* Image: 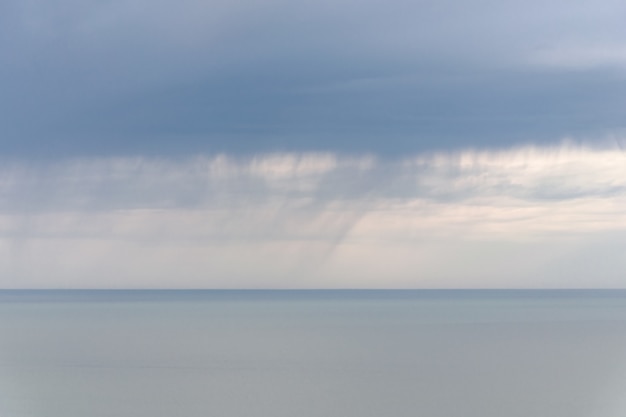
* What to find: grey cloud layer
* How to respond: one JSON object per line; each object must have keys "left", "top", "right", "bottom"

{"left": 2, "top": 143, "right": 625, "bottom": 213}
{"left": 2, "top": 0, "right": 626, "bottom": 155}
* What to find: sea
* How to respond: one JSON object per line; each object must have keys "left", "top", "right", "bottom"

{"left": 1, "top": 290, "right": 626, "bottom": 417}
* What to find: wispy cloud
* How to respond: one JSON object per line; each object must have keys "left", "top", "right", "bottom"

{"left": 1, "top": 142, "right": 626, "bottom": 288}
{"left": 528, "top": 44, "right": 626, "bottom": 71}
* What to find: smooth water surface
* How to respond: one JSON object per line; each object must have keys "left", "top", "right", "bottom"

{"left": 1, "top": 290, "right": 626, "bottom": 417}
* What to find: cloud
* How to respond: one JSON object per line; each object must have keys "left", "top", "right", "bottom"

{"left": 2, "top": 0, "right": 626, "bottom": 155}
{"left": 1, "top": 142, "right": 626, "bottom": 288}
{"left": 528, "top": 45, "right": 626, "bottom": 71}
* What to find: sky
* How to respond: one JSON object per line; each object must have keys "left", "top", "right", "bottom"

{"left": 1, "top": 0, "right": 626, "bottom": 288}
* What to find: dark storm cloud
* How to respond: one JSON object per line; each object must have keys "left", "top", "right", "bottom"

{"left": 2, "top": 0, "right": 626, "bottom": 156}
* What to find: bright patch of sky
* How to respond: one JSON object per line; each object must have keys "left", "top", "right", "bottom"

{"left": 1, "top": 142, "right": 626, "bottom": 288}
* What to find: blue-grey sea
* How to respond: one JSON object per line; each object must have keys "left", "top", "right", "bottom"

{"left": 2, "top": 290, "right": 626, "bottom": 417}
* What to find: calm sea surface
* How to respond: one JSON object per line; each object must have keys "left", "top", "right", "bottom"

{"left": 1, "top": 290, "right": 626, "bottom": 417}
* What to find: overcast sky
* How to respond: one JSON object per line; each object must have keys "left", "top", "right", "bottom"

{"left": 1, "top": 0, "right": 626, "bottom": 288}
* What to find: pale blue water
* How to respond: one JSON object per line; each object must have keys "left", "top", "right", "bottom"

{"left": 2, "top": 290, "right": 626, "bottom": 417}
